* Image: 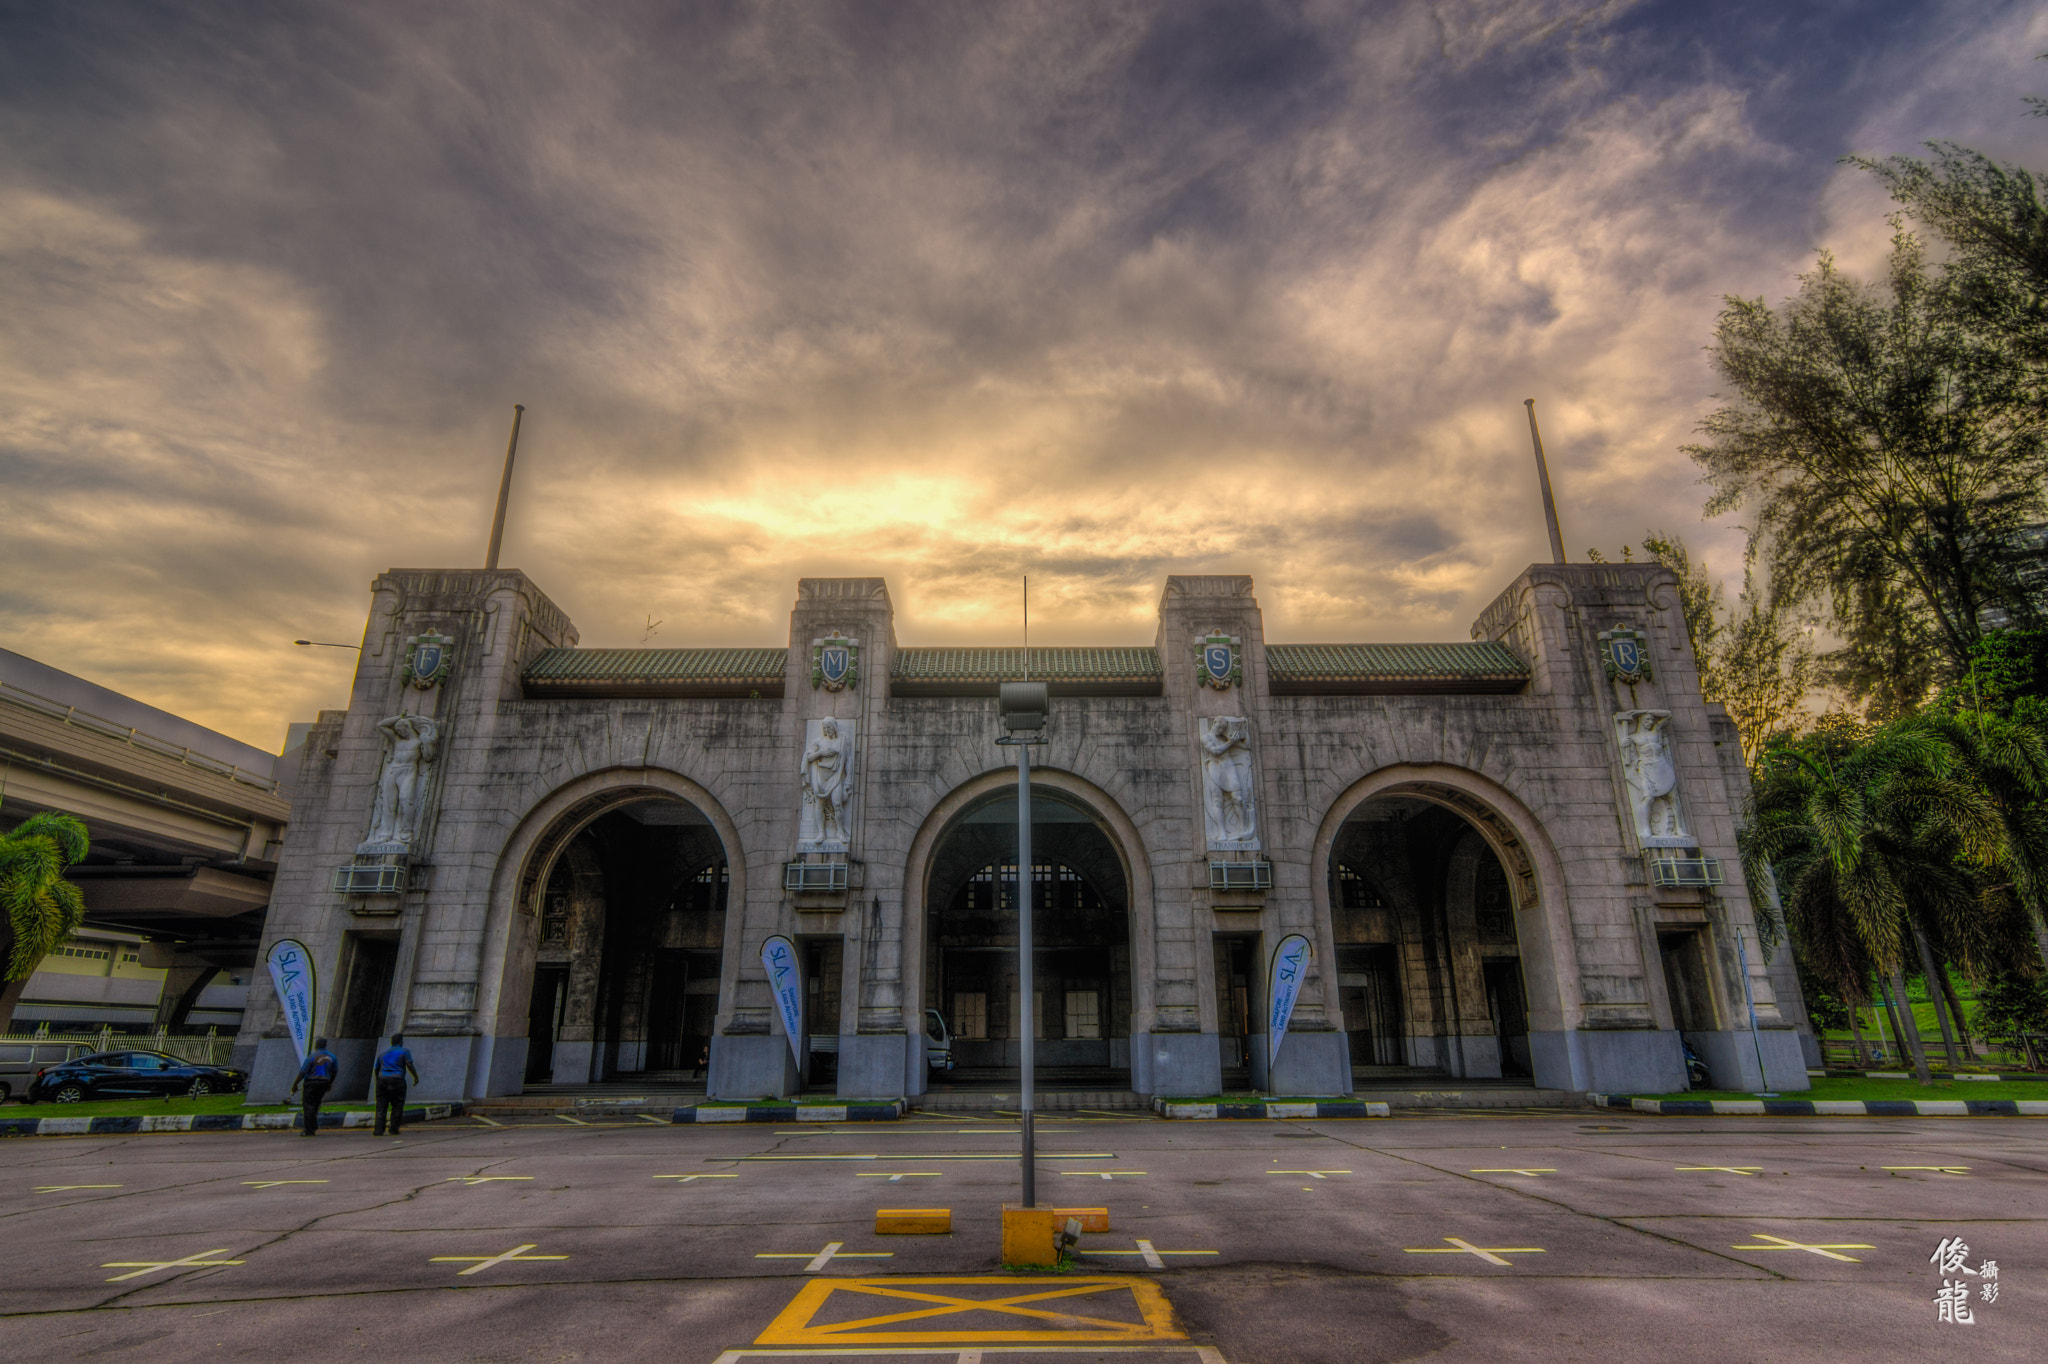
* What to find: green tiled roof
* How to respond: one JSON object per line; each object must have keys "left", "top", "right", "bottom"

{"left": 522, "top": 647, "right": 787, "bottom": 697}
{"left": 1266, "top": 641, "right": 1527, "bottom": 694}
{"left": 892, "top": 647, "right": 1162, "bottom": 696}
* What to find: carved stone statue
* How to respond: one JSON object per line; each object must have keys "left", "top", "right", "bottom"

{"left": 1616, "top": 709, "right": 1688, "bottom": 845}
{"left": 360, "top": 712, "right": 441, "bottom": 852}
{"left": 799, "top": 716, "right": 855, "bottom": 851}
{"left": 1199, "top": 716, "right": 1258, "bottom": 849}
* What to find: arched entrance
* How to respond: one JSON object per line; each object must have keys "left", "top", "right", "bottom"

{"left": 528, "top": 797, "right": 729, "bottom": 1084}
{"left": 1315, "top": 770, "right": 1573, "bottom": 1092}
{"left": 921, "top": 786, "right": 1133, "bottom": 1091}
{"left": 475, "top": 771, "right": 745, "bottom": 1095}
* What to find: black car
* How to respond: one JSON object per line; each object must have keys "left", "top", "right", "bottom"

{"left": 27, "top": 1050, "right": 248, "bottom": 1103}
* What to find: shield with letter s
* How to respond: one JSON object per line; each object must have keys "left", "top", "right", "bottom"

{"left": 1204, "top": 642, "right": 1232, "bottom": 683}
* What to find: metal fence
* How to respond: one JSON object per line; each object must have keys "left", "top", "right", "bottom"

{"left": 2, "top": 1025, "right": 239, "bottom": 1066}
{"left": 1817, "top": 1035, "right": 2045, "bottom": 1072}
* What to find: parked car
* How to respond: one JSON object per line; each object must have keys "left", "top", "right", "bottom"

{"left": 925, "top": 1007, "right": 955, "bottom": 1076}
{"left": 0, "top": 1041, "right": 95, "bottom": 1102}
{"left": 26, "top": 1050, "right": 248, "bottom": 1103}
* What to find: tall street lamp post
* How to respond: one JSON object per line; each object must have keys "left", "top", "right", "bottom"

{"left": 997, "top": 680, "right": 1048, "bottom": 1207}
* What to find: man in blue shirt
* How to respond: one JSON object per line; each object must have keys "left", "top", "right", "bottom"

{"left": 289, "top": 1037, "right": 339, "bottom": 1138}
{"left": 373, "top": 1033, "right": 421, "bottom": 1136}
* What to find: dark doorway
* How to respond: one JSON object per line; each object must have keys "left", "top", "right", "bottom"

{"left": 805, "top": 937, "right": 843, "bottom": 1085}
{"left": 338, "top": 935, "right": 397, "bottom": 1039}
{"left": 1483, "top": 958, "right": 1530, "bottom": 1076}
{"left": 526, "top": 965, "right": 566, "bottom": 1082}
{"left": 1214, "top": 935, "right": 1258, "bottom": 1089}
{"left": 1660, "top": 931, "right": 1716, "bottom": 1032}
{"left": 1338, "top": 944, "right": 1404, "bottom": 1066}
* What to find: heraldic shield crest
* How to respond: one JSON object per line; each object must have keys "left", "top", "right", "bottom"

{"left": 1598, "top": 627, "right": 1652, "bottom": 685}
{"left": 811, "top": 631, "right": 860, "bottom": 692}
{"left": 1198, "top": 631, "right": 1241, "bottom": 690}
{"left": 404, "top": 633, "right": 454, "bottom": 689}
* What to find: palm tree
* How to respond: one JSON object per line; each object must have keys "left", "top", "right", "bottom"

{"left": 0, "top": 812, "right": 90, "bottom": 1032}
{"left": 1905, "top": 710, "right": 2048, "bottom": 974}
{"left": 1743, "top": 726, "right": 1995, "bottom": 1084}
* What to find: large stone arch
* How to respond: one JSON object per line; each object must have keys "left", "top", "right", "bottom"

{"left": 1310, "top": 764, "right": 1581, "bottom": 1090}
{"left": 899, "top": 764, "right": 1158, "bottom": 1091}
{"left": 470, "top": 765, "right": 749, "bottom": 1097}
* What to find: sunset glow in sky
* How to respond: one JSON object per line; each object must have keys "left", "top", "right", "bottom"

{"left": 2, "top": 2, "right": 2042, "bottom": 749}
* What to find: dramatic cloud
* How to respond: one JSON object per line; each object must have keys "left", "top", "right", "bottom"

{"left": 1, "top": 1, "right": 2041, "bottom": 747}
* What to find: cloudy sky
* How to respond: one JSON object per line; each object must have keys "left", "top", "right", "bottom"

{"left": 2, "top": 1, "right": 2042, "bottom": 751}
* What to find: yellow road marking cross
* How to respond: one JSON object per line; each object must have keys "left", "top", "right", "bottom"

{"left": 655, "top": 1174, "right": 739, "bottom": 1183}
{"left": 1471, "top": 1169, "right": 1556, "bottom": 1177}
{"left": 36, "top": 1184, "right": 121, "bottom": 1192}
{"left": 1883, "top": 1166, "right": 1969, "bottom": 1175}
{"left": 1084, "top": 1240, "right": 1220, "bottom": 1270}
{"left": 102, "top": 1248, "right": 245, "bottom": 1282}
{"left": 756, "top": 1275, "right": 1183, "bottom": 1345}
{"left": 242, "top": 1180, "right": 330, "bottom": 1189}
{"left": 1675, "top": 1166, "right": 1762, "bottom": 1176}
{"left": 1404, "top": 1238, "right": 1545, "bottom": 1266}
{"left": 757, "top": 1241, "right": 894, "bottom": 1272}
{"left": 1730, "top": 1233, "right": 1875, "bottom": 1262}
{"left": 430, "top": 1243, "right": 570, "bottom": 1276}
{"left": 1266, "top": 1170, "right": 1350, "bottom": 1179}
{"left": 447, "top": 1176, "right": 535, "bottom": 1184}
{"left": 1061, "top": 1171, "right": 1146, "bottom": 1180}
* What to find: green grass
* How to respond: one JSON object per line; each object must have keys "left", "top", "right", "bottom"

{"left": 1621, "top": 1075, "right": 2029, "bottom": 1104}
{"left": 1, "top": 1094, "right": 386, "bottom": 1119}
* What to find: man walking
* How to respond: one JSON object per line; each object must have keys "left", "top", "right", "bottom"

{"left": 289, "top": 1037, "right": 339, "bottom": 1138}
{"left": 373, "top": 1033, "right": 421, "bottom": 1137}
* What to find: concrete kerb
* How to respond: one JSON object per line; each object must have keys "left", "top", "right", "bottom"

{"left": 673, "top": 1100, "right": 906, "bottom": 1123}
{"left": 1154, "top": 1098, "right": 1390, "bottom": 1119}
{"left": 0, "top": 1102, "right": 464, "bottom": 1138}
{"left": 1589, "top": 1093, "right": 2048, "bottom": 1116}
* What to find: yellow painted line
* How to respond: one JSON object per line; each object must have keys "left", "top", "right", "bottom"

{"left": 471, "top": 1115, "right": 504, "bottom": 1127}
{"left": 1060, "top": 1171, "right": 1146, "bottom": 1180}
{"left": 103, "top": 1249, "right": 244, "bottom": 1282}
{"left": 36, "top": 1184, "right": 121, "bottom": 1192}
{"left": 1266, "top": 1170, "right": 1350, "bottom": 1179}
{"left": 555, "top": 1115, "right": 589, "bottom": 1125}
{"left": 755, "top": 1275, "right": 1183, "bottom": 1345}
{"left": 756, "top": 1242, "right": 893, "bottom": 1271}
{"left": 446, "top": 1176, "right": 535, "bottom": 1185}
{"left": 1084, "top": 1240, "right": 1217, "bottom": 1270}
{"left": 430, "top": 1243, "right": 569, "bottom": 1276}
{"left": 655, "top": 1174, "right": 738, "bottom": 1183}
{"left": 1730, "top": 1233, "right": 1874, "bottom": 1262}
{"left": 1404, "top": 1238, "right": 1545, "bottom": 1266}
{"left": 638, "top": 1114, "right": 667, "bottom": 1124}
{"left": 1675, "top": 1166, "right": 1762, "bottom": 1176}
{"left": 860, "top": 1172, "right": 943, "bottom": 1182}
{"left": 1470, "top": 1169, "right": 1556, "bottom": 1177}
{"left": 242, "top": 1180, "right": 330, "bottom": 1189}
{"left": 1883, "top": 1166, "right": 1969, "bottom": 1175}
{"left": 737, "top": 1146, "right": 1122, "bottom": 1155}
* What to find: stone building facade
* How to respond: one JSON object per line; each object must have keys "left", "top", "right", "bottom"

{"left": 240, "top": 562, "right": 1815, "bottom": 1103}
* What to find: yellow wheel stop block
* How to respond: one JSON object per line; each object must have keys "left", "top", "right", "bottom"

{"left": 875, "top": 1207, "right": 952, "bottom": 1234}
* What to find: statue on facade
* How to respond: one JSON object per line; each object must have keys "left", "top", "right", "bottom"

{"left": 1199, "top": 716, "right": 1258, "bottom": 848}
{"left": 799, "top": 716, "right": 855, "bottom": 850}
{"left": 1616, "top": 709, "right": 1686, "bottom": 843}
{"left": 360, "top": 712, "right": 441, "bottom": 852}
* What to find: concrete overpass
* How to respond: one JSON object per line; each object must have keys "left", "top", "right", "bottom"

{"left": 0, "top": 648, "right": 293, "bottom": 1030}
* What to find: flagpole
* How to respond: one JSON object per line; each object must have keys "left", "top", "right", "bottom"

{"left": 485, "top": 404, "right": 526, "bottom": 570}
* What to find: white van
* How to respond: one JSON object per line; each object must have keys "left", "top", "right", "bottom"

{"left": 0, "top": 1041, "right": 96, "bottom": 1102}
{"left": 924, "top": 1008, "right": 955, "bottom": 1074}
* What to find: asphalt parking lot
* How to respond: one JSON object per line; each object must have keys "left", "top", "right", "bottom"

{"left": 1, "top": 1109, "right": 2041, "bottom": 1362}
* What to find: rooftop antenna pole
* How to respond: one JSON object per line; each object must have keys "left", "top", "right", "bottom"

{"left": 1017, "top": 572, "right": 1035, "bottom": 1204}
{"left": 1523, "top": 398, "right": 1567, "bottom": 565}
{"left": 484, "top": 404, "right": 526, "bottom": 570}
